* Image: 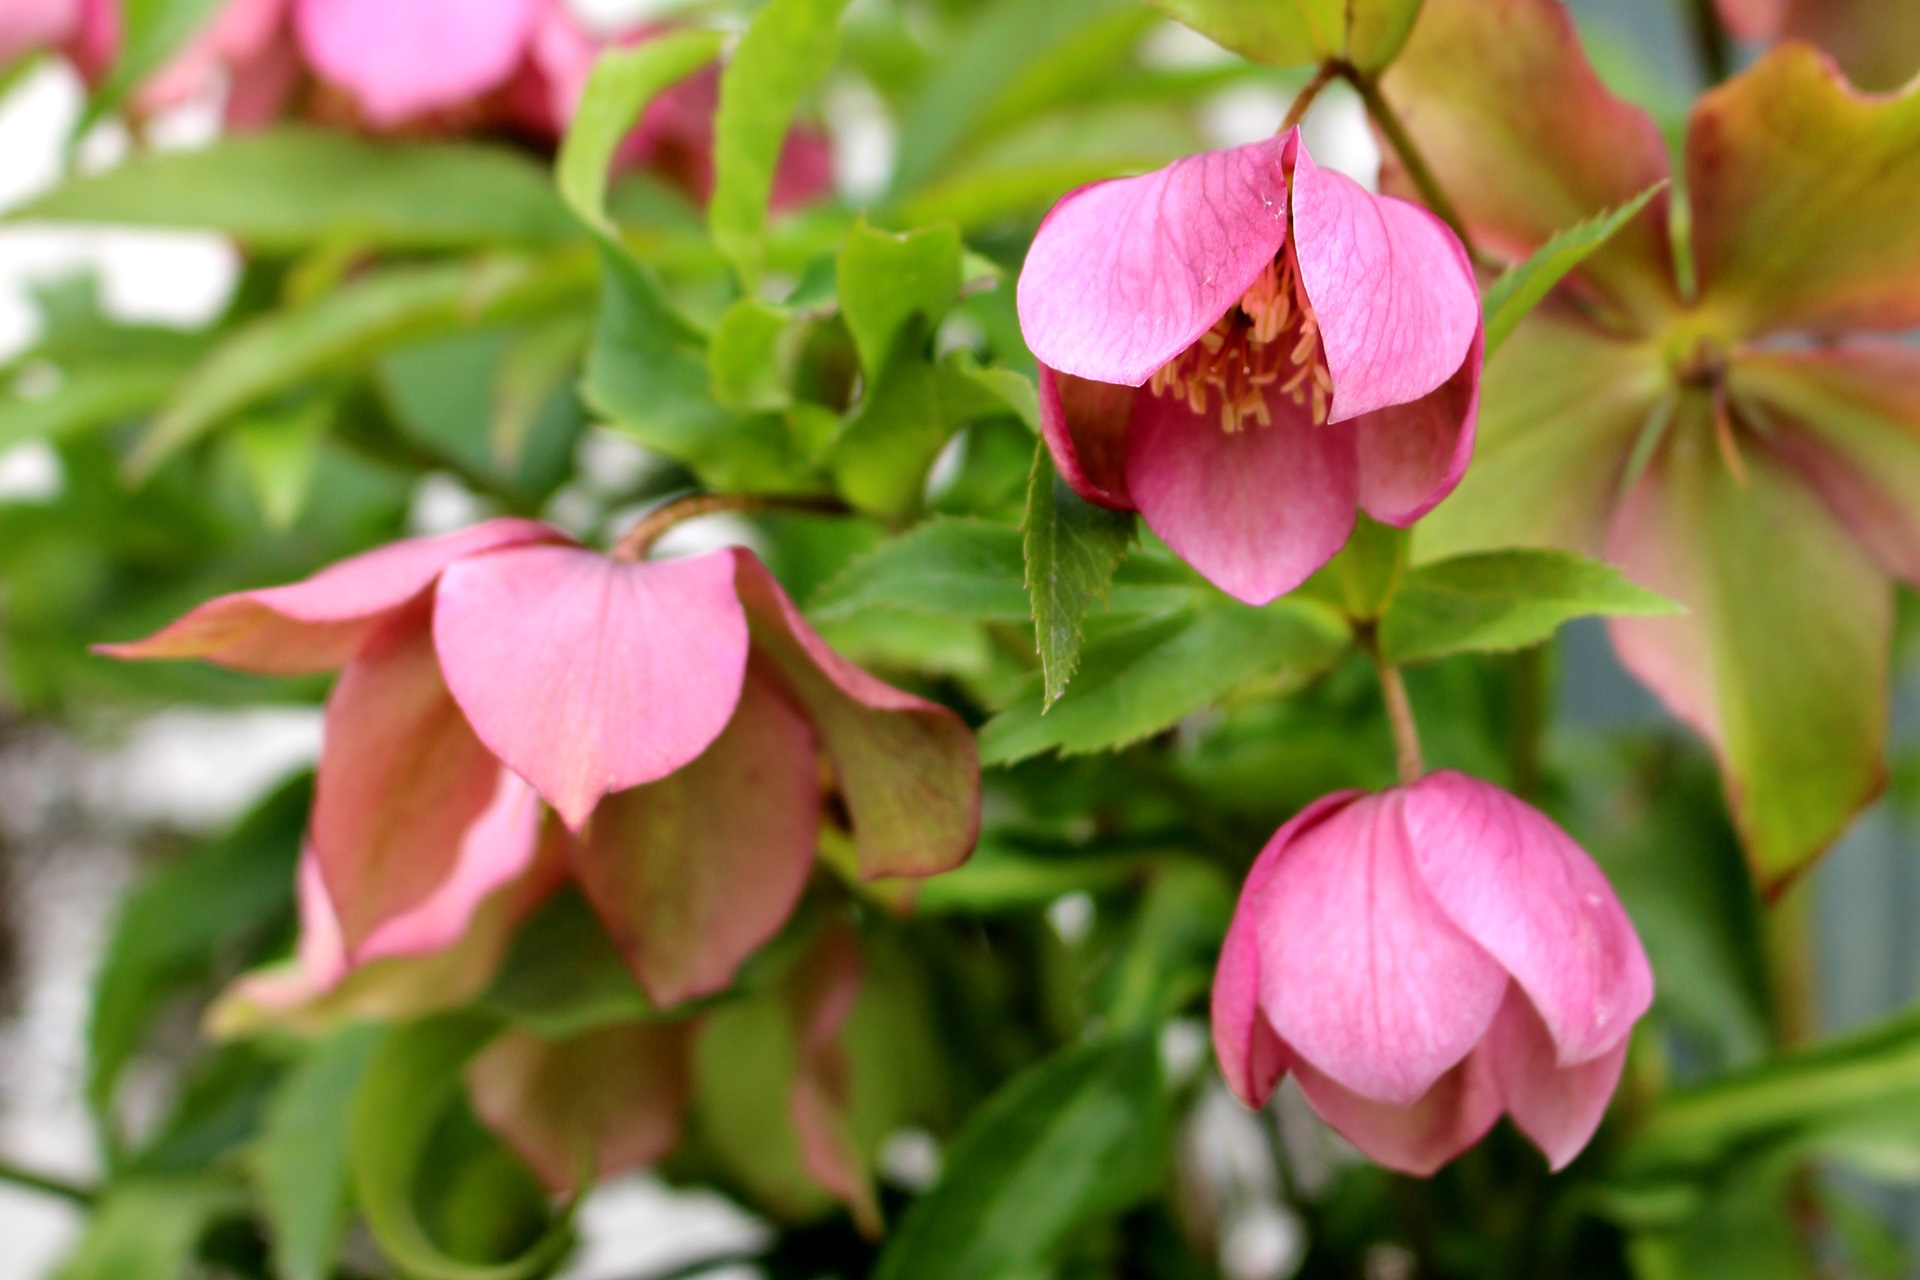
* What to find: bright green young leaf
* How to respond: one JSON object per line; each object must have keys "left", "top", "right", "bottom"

{"left": 1024, "top": 445, "right": 1136, "bottom": 708}
{"left": 709, "top": 0, "right": 852, "bottom": 288}
{"left": 1148, "top": 0, "right": 1422, "bottom": 73}
{"left": 87, "top": 0, "right": 222, "bottom": 122}
{"left": 232, "top": 403, "right": 329, "bottom": 530}
{"left": 831, "top": 342, "right": 1003, "bottom": 516}
{"left": 351, "top": 1015, "right": 574, "bottom": 1280}
{"left": 709, "top": 298, "right": 795, "bottom": 412}
{"left": 982, "top": 598, "right": 1351, "bottom": 764}
{"left": 19, "top": 130, "right": 579, "bottom": 250}
{"left": 838, "top": 218, "right": 963, "bottom": 376}
{"left": 55, "top": 1178, "right": 246, "bottom": 1280}
{"left": 871, "top": 1035, "right": 1169, "bottom": 1280}
{"left": 1481, "top": 182, "right": 1669, "bottom": 357}
{"left": 254, "top": 1027, "right": 382, "bottom": 1280}
{"left": 555, "top": 30, "right": 728, "bottom": 231}
{"left": 1378, "top": 548, "right": 1677, "bottom": 665}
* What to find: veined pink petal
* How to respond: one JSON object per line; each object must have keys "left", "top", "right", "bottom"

{"left": 1401, "top": 772, "right": 1652, "bottom": 1067}
{"left": 1017, "top": 137, "right": 1292, "bottom": 387}
{"left": 1255, "top": 792, "right": 1508, "bottom": 1105}
{"left": 1212, "top": 792, "right": 1361, "bottom": 1109}
{"left": 1291, "top": 141, "right": 1481, "bottom": 426}
{"left": 1038, "top": 366, "right": 1136, "bottom": 510}
{"left": 97, "top": 518, "right": 561, "bottom": 675}
{"left": 1291, "top": 1046, "right": 1502, "bottom": 1177}
{"left": 733, "top": 551, "right": 980, "bottom": 879}
{"left": 1355, "top": 325, "right": 1483, "bottom": 527}
{"left": 466, "top": 1020, "right": 694, "bottom": 1194}
{"left": 294, "top": 0, "right": 541, "bottom": 125}
{"left": 1484, "top": 986, "right": 1630, "bottom": 1171}
{"left": 1125, "top": 383, "right": 1358, "bottom": 606}
{"left": 0, "top": 0, "right": 78, "bottom": 64}
{"left": 310, "top": 606, "right": 508, "bottom": 952}
{"left": 570, "top": 668, "right": 820, "bottom": 1006}
{"left": 788, "top": 924, "right": 880, "bottom": 1236}
{"left": 434, "top": 545, "right": 750, "bottom": 831}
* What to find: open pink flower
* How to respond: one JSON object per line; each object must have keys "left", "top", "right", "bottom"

{"left": 1016, "top": 128, "right": 1483, "bottom": 606}
{"left": 1212, "top": 773, "right": 1652, "bottom": 1175}
{"left": 103, "top": 517, "right": 979, "bottom": 1008}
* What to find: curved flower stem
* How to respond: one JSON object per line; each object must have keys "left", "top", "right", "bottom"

{"left": 0, "top": 1157, "right": 96, "bottom": 1207}
{"left": 1377, "top": 659, "right": 1426, "bottom": 785}
{"left": 1340, "top": 66, "right": 1479, "bottom": 261}
{"left": 611, "top": 492, "right": 852, "bottom": 562}
{"left": 1281, "top": 63, "right": 1339, "bottom": 133}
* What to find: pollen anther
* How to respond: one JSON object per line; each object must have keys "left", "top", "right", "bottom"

{"left": 1147, "top": 252, "right": 1331, "bottom": 433}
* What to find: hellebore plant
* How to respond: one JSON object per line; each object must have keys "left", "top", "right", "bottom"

{"left": 103, "top": 514, "right": 980, "bottom": 1008}
{"left": 1387, "top": 0, "right": 1920, "bottom": 889}
{"left": 1016, "top": 126, "right": 1483, "bottom": 606}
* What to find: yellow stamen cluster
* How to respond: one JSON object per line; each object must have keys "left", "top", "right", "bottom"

{"left": 1147, "top": 255, "right": 1333, "bottom": 433}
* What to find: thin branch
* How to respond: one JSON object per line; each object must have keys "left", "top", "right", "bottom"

{"left": 0, "top": 1157, "right": 96, "bottom": 1207}
{"left": 1342, "top": 66, "right": 1478, "bottom": 260}
{"left": 611, "top": 492, "right": 852, "bottom": 561}
{"left": 1281, "top": 63, "right": 1339, "bottom": 133}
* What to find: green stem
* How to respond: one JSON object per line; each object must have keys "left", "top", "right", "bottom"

{"left": 611, "top": 492, "right": 852, "bottom": 561}
{"left": 1341, "top": 66, "right": 1478, "bottom": 260}
{"left": 1359, "top": 626, "right": 1425, "bottom": 785}
{"left": 0, "top": 1158, "right": 96, "bottom": 1206}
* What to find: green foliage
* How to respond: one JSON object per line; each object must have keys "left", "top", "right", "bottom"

{"left": 838, "top": 219, "right": 964, "bottom": 376}
{"left": 253, "top": 1028, "right": 381, "bottom": 1280}
{"left": 1481, "top": 182, "right": 1668, "bottom": 356}
{"left": 1149, "top": 0, "right": 1423, "bottom": 73}
{"left": 55, "top": 1178, "right": 246, "bottom": 1280}
{"left": 1023, "top": 445, "right": 1137, "bottom": 707}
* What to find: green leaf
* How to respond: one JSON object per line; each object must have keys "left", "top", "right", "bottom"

{"left": 482, "top": 891, "right": 651, "bottom": 1040}
{"left": 1378, "top": 548, "right": 1676, "bottom": 665}
{"left": 232, "top": 402, "right": 329, "bottom": 529}
{"left": 708, "top": 298, "right": 795, "bottom": 412}
{"left": 838, "top": 218, "right": 963, "bottom": 376}
{"left": 19, "top": 129, "right": 578, "bottom": 251}
{"left": 87, "top": 776, "right": 307, "bottom": 1127}
{"left": 55, "top": 1178, "right": 246, "bottom": 1280}
{"left": 1023, "top": 444, "right": 1136, "bottom": 707}
{"left": 1106, "top": 861, "right": 1234, "bottom": 1031}
{"left": 1147, "top": 0, "right": 1423, "bottom": 73}
{"left": 982, "top": 598, "right": 1351, "bottom": 764}
{"left": 351, "top": 1015, "right": 574, "bottom": 1280}
{"left": 555, "top": 30, "right": 728, "bottom": 232}
{"left": 709, "top": 0, "right": 852, "bottom": 289}
{"left": 1301, "top": 512, "right": 1408, "bottom": 622}
{"left": 0, "top": 361, "right": 185, "bottom": 449}
{"left": 254, "top": 1028, "right": 382, "bottom": 1280}
{"left": 132, "top": 253, "right": 592, "bottom": 478}
{"left": 88, "top": 0, "right": 222, "bottom": 122}
{"left": 830, "top": 344, "right": 1003, "bottom": 516}
{"left": 871, "top": 1035, "right": 1170, "bottom": 1280}
{"left": 1481, "top": 181, "right": 1668, "bottom": 356}
{"left": 912, "top": 840, "right": 1150, "bottom": 915}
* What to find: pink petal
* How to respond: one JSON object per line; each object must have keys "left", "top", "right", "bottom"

{"left": 97, "top": 518, "right": 561, "bottom": 675}
{"left": 1291, "top": 1045, "right": 1502, "bottom": 1177}
{"left": 1125, "top": 382, "right": 1358, "bottom": 606}
{"left": 771, "top": 123, "right": 836, "bottom": 212}
{"left": 733, "top": 551, "right": 979, "bottom": 879}
{"left": 1290, "top": 141, "right": 1482, "bottom": 426}
{"left": 309, "top": 607, "right": 508, "bottom": 952}
{"left": 1038, "top": 365, "right": 1136, "bottom": 510}
{"left": 1716, "top": 0, "right": 1788, "bottom": 39}
{"left": 223, "top": 28, "right": 301, "bottom": 129}
{"left": 1213, "top": 793, "right": 1362, "bottom": 1109}
{"left": 1355, "top": 325, "right": 1483, "bottom": 527}
{"left": 569, "top": 668, "right": 820, "bottom": 1006}
{"left": 1485, "top": 985, "right": 1630, "bottom": 1171}
{"left": 466, "top": 1020, "right": 694, "bottom": 1193}
{"left": 1016, "top": 137, "right": 1292, "bottom": 387}
{"left": 788, "top": 924, "right": 880, "bottom": 1235}
{"left": 294, "top": 0, "right": 541, "bottom": 125}
{"left": 0, "top": 0, "right": 78, "bottom": 64}
{"left": 1401, "top": 772, "right": 1652, "bottom": 1067}
{"left": 433, "top": 545, "right": 750, "bottom": 831}
{"left": 1255, "top": 792, "right": 1508, "bottom": 1106}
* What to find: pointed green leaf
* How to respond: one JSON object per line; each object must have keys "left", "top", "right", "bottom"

{"left": 837, "top": 218, "right": 963, "bottom": 376}
{"left": 1023, "top": 444, "right": 1136, "bottom": 707}
{"left": 1481, "top": 181, "right": 1668, "bottom": 357}
{"left": 814, "top": 519, "right": 1031, "bottom": 622}
{"left": 831, "top": 344, "right": 1002, "bottom": 516}
{"left": 254, "top": 1028, "right": 382, "bottom": 1280}
{"left": 708, "top": 298, "right": 796, "bottom": 412}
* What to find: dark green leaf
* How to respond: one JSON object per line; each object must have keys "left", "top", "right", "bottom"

{"left": 55, "top": 1177, "right": 246, "bottom": 1280}
{"left": 20, "top": 130, "right": 578, "bottom": 250}
{"left": 1379, "top": 548, "right": 1676, "bottom": 665}
{"left": 872, "top": 1035, "right": 1169, "bottom": 1280}
{"left": 838, "top": 218, "right": 963, "bottom": 376}
{"left": 1024, "top": 444, "right": 1136, "bottom": 707}
{"left": 1482, "top": 182, "right": 1668, "bottom": 357}
{"left": 254, "top": 1028, "right": 382, "bottom": 1280}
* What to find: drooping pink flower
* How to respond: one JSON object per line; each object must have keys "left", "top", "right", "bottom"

{"left": 103, "top": 517, "right": 979, "bottom": 1009}
{"left": 1212, "top": 773, "right": 1652, "bottom": 1175}
{"left": 293, "top": 0, "right": 542, "bottom": 127}
{"left": 1016, "top": 128, "right": 1483, "bottom": 606}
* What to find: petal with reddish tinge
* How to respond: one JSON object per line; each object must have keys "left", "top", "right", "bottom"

{"left": 434, "top": 545, "right": 750, "bottom": 831}
{"left": 466, "top": 1021, "right": 694, "bottom": 1194}
{"left": 98, "top": 518, "right": 561, "bottom": 675}
{"left": 1037, "top": 365, "right": 1136, "bottom": 509}
{"left": 1291, "top": 144, "right": 1480, "bottom": 425}
{"left": 0, "top": 0, "right": 77, "bottom": 63}
{"left": 1212, "top": 792, "right": 1360, "bottom": 1109}
{"left": 1291, "top": 1046, "right": 1502, "bottom": 1177}
{"left": 1256, "top": 792, "right": 1508, "bottom": 1106}
{"left": 570, "top": 668, "right": 820, "bottom": 1007}
{"left": 1126, "top": 383, "right": 1358, "bottom": 607}
{"left": 1715, "top": 0, "right": 1788, "bottom": 39}
{"left": 1355, "top": 326, "right": 1482, "bottom": 527}
{"left": 1401, "top": 772, "right": 1652, "bottom": 1067}
{"left": 1781, "top": 0, "right": 1920, "bottom": 93}
{"left": 295, "top": 0, "right": 540, "bottom": 125}
{"left": 1485, "top": 986, "right": 1630, "bottom": 1171}
{"left": 734, "top": 552, "right": 980, "bottom": 879}
{"left": 1017, "top": 137, "right": 1291, "bottom": 387}
{"left": 788, "top": 924, "right": 880, "bottom": 1236}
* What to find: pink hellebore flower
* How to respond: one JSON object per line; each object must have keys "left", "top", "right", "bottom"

{"left": 103, "top": 518, "right": 979, "bottom": 1009}
{"left": 1212, "top": 773, "right": 1652, "bottom": 1175}
{"left": 1016, "top": 127, "right": 1483, "bottom": 606}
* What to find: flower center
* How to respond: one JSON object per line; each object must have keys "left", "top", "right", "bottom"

{"left": 1147, "top": 251, "right": 1333, "bottom": 433}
